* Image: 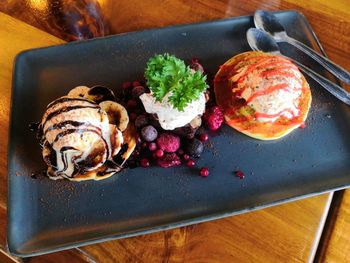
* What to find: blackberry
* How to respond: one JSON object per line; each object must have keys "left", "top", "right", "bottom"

{"left": 185, "top": 138, "right": 203, "bottom": 157}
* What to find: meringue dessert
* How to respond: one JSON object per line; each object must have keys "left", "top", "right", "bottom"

{"left": 214, "top": 51, "right": 312, "bottom": 140}
{"left": 38, "top": 86, "right": 137, "bottom": 181}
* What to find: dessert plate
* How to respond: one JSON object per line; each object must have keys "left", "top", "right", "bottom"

{"left": 8, "top": 10, "right": 350, "bottom": 256}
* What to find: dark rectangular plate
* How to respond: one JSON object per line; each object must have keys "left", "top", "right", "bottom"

{"left": 8, "top": 10, "right": 350, "bottom": 257}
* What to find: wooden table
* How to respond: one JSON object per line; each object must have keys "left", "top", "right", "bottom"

{"left": 0, "top": 1, "right": 349, "bottom": 262}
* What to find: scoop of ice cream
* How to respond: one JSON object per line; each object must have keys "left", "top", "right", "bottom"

{"left": 233, "top": 58, "right": 303, "bottom": 122}
{"left": 140, "top": 92, "right": 206, "bottom": 130}
{"left": 39, "top": 86, "right": 136, "bottom": 181}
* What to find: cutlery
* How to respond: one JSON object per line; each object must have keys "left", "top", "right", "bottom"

{"left": 246, "top": 28, "right": 350, "bottom": 106}
{"left": 254, "top": 10, "right": 350, "bottom": 85}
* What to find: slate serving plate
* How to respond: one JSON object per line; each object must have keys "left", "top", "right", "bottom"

{"left": 8, "top": 10, "right": 350, "bottom": 256}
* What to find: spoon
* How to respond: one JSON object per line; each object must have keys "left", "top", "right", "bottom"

{"left": 254, "top": 10, "right": 350, "bottom": 85}
{"left": 246, "top": 28, "right": 350, "bottom": 106}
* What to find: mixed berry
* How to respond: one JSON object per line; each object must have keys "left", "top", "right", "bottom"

{"left": 122, "top": 59, "right": 225, "bottom": 177}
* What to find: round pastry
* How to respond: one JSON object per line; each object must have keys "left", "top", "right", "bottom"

{"left": 39, "top": 86, "right": 137, "bottom": 181}
{"left": 214, "top": 51, "right": 312, "bottom": 140}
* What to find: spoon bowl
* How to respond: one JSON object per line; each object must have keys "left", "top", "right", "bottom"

{"left": 254, "top": 10, "right": 286, "bottom": 37}
{"left": 254, "top": 10, "right": 350, "bottom": 84}
{"left": 246, "top": 28, "right": 280, "bottom": 54}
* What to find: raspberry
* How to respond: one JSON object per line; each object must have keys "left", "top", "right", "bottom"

{"left": 203, "top": 106, "right": 224, "bottom": 131}
{"left": 156, "top": 133, "right": 180, "bottom": 153}
{"left": 157, "top": 153, "right": 181, "bottom": 168}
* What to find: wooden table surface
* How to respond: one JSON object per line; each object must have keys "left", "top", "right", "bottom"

{"left": 0, "top": 0, "right": 349, "bottom": 262}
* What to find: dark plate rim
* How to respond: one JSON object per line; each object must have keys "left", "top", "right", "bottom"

{"left": 7, "top": 10, "right": 343, "bottom": 257}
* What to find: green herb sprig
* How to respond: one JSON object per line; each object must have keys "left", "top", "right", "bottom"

{"left": 145, "top": 53, "right": 207, "bottom": 111}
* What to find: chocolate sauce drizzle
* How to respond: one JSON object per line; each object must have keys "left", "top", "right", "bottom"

{"left": 39, "top": 89, "right": 129, "bottom": 180}
{"left": 52, "top": 128, "right": 109, "bottom": 174}
{"left": 58, "top": 146, "right": 77, "bottom": 175}
{"left": 46, "top": 97, "right": 95, "bottom": 109}
{"left": 44, "top": 120, "right": 102, "bottom": 135}
{"left": 43, "top": 105, "right": 100, "bottom": 126}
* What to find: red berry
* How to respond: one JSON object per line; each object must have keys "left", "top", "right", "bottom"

{"left": 157, "top": 153, "right": 181, "bottom": 168}
{"left": 122, "top": 81, "right": 132, "bottom": 89}
{"left": 132, "top": 80, "right": 141, "bottom": 87}
{"left": 132, "top": 86, "right": 146, "bottom": 99}
{"left": 183, "top": 154, "right": 190, "bottom": 160}
{"left": 130, "top": 112, "right": 138, "bottom": 121}
{"left": 156, "top": 133, "right": 180, "bottom": 153}
{"left": 155, "top": 149, "right": 164, "bottom": 158}
{"left": 200, "top": 167, "right": 209, "bottom": 177}
{"left": 148, "top": 142, "right": 157, "bottom": 151}
{"left": 140, "top": 158, "right": 150, "bottom": 168}
{"left": 199, "top": 133, "right": 209, "bottom": 142}
{"left": 127, "top": 99, "right": 138, "bottom": 109}
{"left": 235, "top": 170, "right": 245, "bottom": 179}
{"left": 186, "top": 159, "right": 195, "bottom": 167}
{"left": 203, "top": 106, "right": 224, "bottom": 131}
{"left": 177, "top": 149, "right": 184, "bottom": 155}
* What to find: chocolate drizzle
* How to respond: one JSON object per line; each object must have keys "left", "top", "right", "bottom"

{"left": 39, "top": 86, "right": 135, "bottom": 181}
{"left": 46, "top": 97, "right": 95, "bottom": 109}
{"left": 43, "top": 105, "right": 100, "bottom": 126}
{"left": 58, "top": 146, "right": 77, "bottom": 175}
{"left": 44, "top": 120, "right": 102, "bottom": 135}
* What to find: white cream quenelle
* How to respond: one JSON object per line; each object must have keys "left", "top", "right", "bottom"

{"left": 140, "top": 92, "right": 206, "bottom": 130}
{"left": 39, "top": 86, "right": 137, "bottom": 181}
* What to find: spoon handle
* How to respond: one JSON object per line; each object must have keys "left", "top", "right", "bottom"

{"left": 290, "top": 58, "right": 350, "bottom": 106}
{"left": 281, "top": 36, "right": 350, "bottom": 85}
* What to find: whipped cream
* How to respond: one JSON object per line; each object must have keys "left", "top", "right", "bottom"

{"left": 140, "top": 92, "right": 206, "bottom": 130}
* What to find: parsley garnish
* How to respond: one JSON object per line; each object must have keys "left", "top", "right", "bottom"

{"left": 145, "top": 53, "right": 207, "bottom": 111}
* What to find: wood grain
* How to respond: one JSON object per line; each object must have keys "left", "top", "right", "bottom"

{"left": 316, "top": 191, "right": 350, "bottom": 263}
{"left": 0, "top": 0, "right": 350, "bottom": 261}
{"left": 1, "top": 0, "right": 349, "bottom": 70}
{"left": 0, "top": 12, "right": 64, "bottom": 206}
{"left": 0, "top": 12, "right": 89, "bottom": 263}
{"left": 79, "top": 194, "right": 332, "bottom": 263}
